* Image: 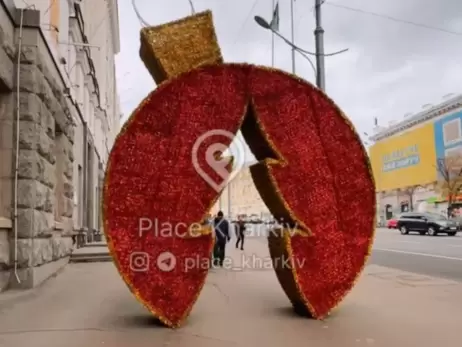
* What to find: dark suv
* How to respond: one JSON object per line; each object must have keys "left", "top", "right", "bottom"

{"left": 396, "top": 212, "right": 458, "bottom": 236}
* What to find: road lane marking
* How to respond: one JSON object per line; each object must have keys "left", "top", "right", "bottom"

{"left": 394, "top": 240, "right": 421, "bottom": 244}
{"left": 383, "top": 241, "right": 462, "bottom": 248}
{"left": 382, "top": 242, "right": 462, "bottom": 249}
{"left": 374, "top": 248, "right": 462, "bottom": 261}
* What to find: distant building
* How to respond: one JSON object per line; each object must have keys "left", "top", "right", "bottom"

{"left": 211, "top": 163, "right": 270, "bottom": 219}
{"left": 369, "top": 94, "right": 462, "bottom": 222}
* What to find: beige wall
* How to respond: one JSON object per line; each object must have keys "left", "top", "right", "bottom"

{"left": 212, "top": 166, "right": 270, "bottom": 218}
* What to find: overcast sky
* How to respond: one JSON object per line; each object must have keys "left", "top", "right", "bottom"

{"left": 115, "top": 0, "right": 462, "bottom": 151}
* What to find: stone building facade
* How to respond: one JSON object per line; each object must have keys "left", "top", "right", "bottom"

{"left": 0, "top": 0, "right": 120, "bottom": 291}
{"left": 0, "top": 2, "right": 74, "bottom": 290}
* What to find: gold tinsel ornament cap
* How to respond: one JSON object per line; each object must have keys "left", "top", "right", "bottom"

{"left": 139, "top": 10, "right": 223, "bottom": 85}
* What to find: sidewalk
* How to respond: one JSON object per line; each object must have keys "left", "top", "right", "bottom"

{"left": 0, "top": 237, "right": 461, "bottom": 347}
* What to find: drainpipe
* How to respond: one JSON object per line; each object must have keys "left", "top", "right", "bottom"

{"left": 13, "top": 7, "right": 27, "bottom": 284}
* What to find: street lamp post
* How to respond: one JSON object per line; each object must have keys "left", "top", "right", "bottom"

{"left": 314, "top": 0, "right": 326, "bottom": 91}
{"left": 254, "top": 16, "right": 317, "bottom": 76}
{"left": 254, "top": 12, "right": 348, "bottom": 92}
{"left": 290, "top": 0, "right": 296, "bottom": 73}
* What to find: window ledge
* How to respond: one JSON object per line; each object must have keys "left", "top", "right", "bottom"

{"left": 0, "top": 217, "right": 12, "bottom": 229}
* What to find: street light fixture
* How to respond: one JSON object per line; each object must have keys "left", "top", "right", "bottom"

{"left": 254, "top": 15, "right": 348, "bottom": 90}
{"left": 254, "top": 15, "right": 316, "bottom": 75}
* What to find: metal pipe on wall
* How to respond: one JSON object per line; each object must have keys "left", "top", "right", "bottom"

{"left": 13, "top": 7, "right": 27, "bottom": 284}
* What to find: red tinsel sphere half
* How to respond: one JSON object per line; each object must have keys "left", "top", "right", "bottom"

{"left": 103, "top": 63, "right": 376, "bottom": 327}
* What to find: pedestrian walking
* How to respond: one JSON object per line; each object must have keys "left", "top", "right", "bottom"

{"left": 235, "top": 214, "right": 246, "bottom": 250}
{"left": 212, "top": 211, "right": 231, "bottom": 267}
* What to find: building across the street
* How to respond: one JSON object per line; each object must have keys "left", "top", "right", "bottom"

{"left": 0, "top": 0, "right": 120, "bottom": 291}
{"left": 369, "top": 94, "right": 462, "bottom": 224}
{"left": 211, "top": 163, "right": 270, "bottom": 220}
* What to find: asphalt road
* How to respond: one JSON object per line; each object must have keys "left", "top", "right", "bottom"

{"left": 369, "top": 228, "right": 462, "bottom": 282}
{"left": 244, "top": 224, "right": 462, "bottom": 282}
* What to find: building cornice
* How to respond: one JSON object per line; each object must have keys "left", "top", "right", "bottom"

{"left": 370, "top": 94, "right": 462, "bottom": 142}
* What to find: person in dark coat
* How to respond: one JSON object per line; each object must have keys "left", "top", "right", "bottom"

{"left": 212, "top": 211, "right": 231, "bottom": 267}
{"left": 235, "top": 215, "right": 246, "bottom": 250}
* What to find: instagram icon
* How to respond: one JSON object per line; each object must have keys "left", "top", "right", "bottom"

{"left": 129, "top": 252, "right": 149, "bottom": 272}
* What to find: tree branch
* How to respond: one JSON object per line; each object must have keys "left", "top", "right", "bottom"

{"left": 436, "top": 155, "right": 462, "bottom": 204}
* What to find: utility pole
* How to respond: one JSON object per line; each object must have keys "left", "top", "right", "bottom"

{"left": 314, "top": 0, "right": 326, "bottom": 91}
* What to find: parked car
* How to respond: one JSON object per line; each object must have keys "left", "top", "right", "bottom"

{"left": 387, "top": 218, "right": 398, "bottom": 229}
{"left": 396, "top": 212, "right": 459, "bottom": 236}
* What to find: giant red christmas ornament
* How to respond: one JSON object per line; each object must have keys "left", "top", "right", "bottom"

{"left": 103, "top": 10, "right": 376, "bottom": 328}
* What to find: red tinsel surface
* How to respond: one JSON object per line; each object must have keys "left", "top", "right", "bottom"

{"left": 103, "top": 64, "right": 375, "bottom": 326}
{"left": 104, "top": 66, "right": 248, "bottom": 327}
{"left": 248, "top": 67, "right": 375, "bottom": 317}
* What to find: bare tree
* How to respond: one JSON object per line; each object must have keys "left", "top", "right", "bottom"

{"left": 401, "top": 185, "right": 421, "bottom": 212}
{"left": 436, "top": 155, "right": 462, "bottom": 216}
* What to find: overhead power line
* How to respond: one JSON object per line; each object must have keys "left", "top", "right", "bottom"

{"left": 131, "top": 0, "right": 196, "bottom": 28}
{"left": 326, "top": 2, "right": 462, "bottom": 37}
{"left": 233, "top": 0, "right": 261, "bottom": 45}
{"left": 43, "top": 0, "right": 55, "bottom": 16}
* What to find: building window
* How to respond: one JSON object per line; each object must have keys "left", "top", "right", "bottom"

{"left": 89, "top": 103, "right": 94, "bottom": 134}
{"left": 401, "top": 201, "right": 409, "bottom": 213}
{"left": 385, "top": 204, "right": 393, "bottom": 219}
{"left": 443, "top": 118, "right": 462, "bottom": 146}
{"left": 78, "top": 165, "right": 83, "bottom": 226}
{"left": 444, "top": 145, "right": 462, "bottom": 174}
{"left": 95, "top": 186, "right": 99, "bottom": 232}
{"left": 86, "top": 144, "right": 94, "bottom": 231}
{"left": 445, "top": 145, "right": 462, "bottom": 158}
{"left": 54, "top": 124, "right": 65, "bottom": 222}
{"left": 77, "top": 66, "right": 84, "bottom": 105}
